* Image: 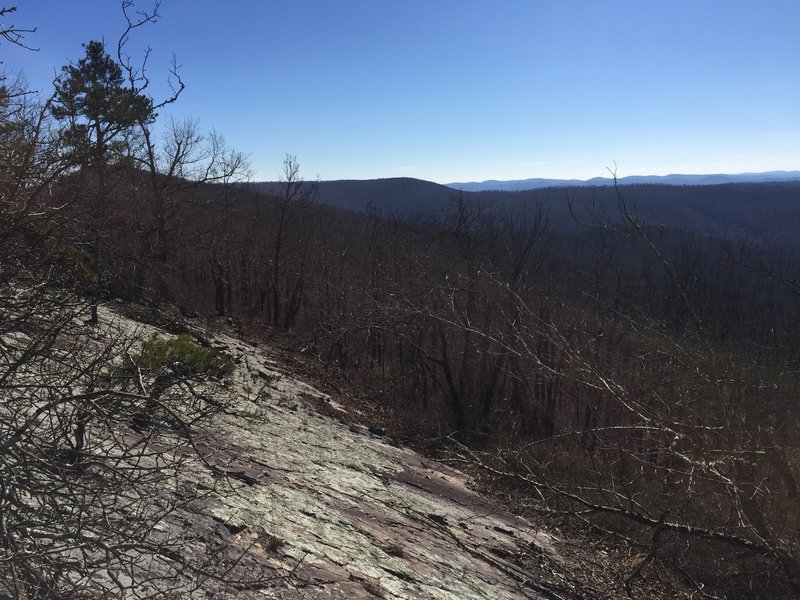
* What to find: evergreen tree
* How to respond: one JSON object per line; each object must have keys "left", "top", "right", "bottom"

{"left": 52, "top": 40, "right": 154, "bottom": 322}
{"left": 53, "top": 40, "right": 153, "bottom": 167}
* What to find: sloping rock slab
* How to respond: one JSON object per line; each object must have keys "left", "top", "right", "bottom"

{"left": 102, "top": 306, "right": 565, "bottom": 599}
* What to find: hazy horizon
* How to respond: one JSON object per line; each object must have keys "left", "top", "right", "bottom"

{"left": 248, "top": 169, "right": 800, "bottom": 185}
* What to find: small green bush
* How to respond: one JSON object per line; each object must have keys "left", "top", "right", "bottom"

{"left": 134, "top": 333, "right": 234, "bottom": 378}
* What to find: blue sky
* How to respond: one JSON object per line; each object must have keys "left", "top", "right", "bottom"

{"left": 4, "top": 1, "right": 799, "bottom": 183}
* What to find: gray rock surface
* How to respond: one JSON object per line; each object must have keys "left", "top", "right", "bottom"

{"left": 102, "top": 306, "right": 565, "bottom": 599}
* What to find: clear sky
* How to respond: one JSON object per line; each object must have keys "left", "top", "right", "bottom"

{"left": 3, "top": 1, "right": 799, "bottom": 183}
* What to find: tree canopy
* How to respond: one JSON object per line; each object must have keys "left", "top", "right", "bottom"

{"left": 52, "top": 40, "right": 153, "bottom": 168}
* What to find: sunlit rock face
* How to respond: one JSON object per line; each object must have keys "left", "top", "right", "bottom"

{"left": 90, "top": 305, "right": 560, "bottom": 599}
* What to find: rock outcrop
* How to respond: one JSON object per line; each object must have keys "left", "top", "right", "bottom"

{"left": 100, "top": 306, "right": 569, "bottom": 599}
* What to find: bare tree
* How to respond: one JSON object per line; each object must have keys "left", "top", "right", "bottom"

{"left": 262, "top": 154, "right": 319, "bottom": 327}
{"left": 0, "top": 6, "right": 36, "bottom": 52}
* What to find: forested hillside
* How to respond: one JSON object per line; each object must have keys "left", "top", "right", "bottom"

{"left": 255, "top": 177, "right": 800, "bottom": 251}
{"left": 2, "top": 3, "right": 800, "bottom": 599}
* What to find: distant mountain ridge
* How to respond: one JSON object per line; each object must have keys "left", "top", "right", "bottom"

{"left": 246, "top": 176, "right": 800, "bottom": 250}
{"left": 250, "top": 177, "right": 457, "bottom": 215}
{"left": 447, "top": 170, "right": 800, "bottom": 192}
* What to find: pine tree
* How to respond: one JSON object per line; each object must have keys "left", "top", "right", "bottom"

{"left": 52, "top": 40, "right": 154, "bottom": 322}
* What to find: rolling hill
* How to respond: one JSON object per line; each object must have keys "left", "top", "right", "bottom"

{"left": 249, "top": 177, "right": 800, "bottom": 249}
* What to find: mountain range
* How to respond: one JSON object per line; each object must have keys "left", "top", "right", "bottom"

{"left": 249, "top": 175, "right": 800, "bottom": 251}
{"left": 446, "top": 170, "right": 800, "bottom": 192}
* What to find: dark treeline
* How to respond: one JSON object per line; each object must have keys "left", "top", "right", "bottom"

{"left": 257, "top": 176, "right": 800, "bottom": 253}
{"left": 479, "top": 181, "right": 800, "bottom": 251}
